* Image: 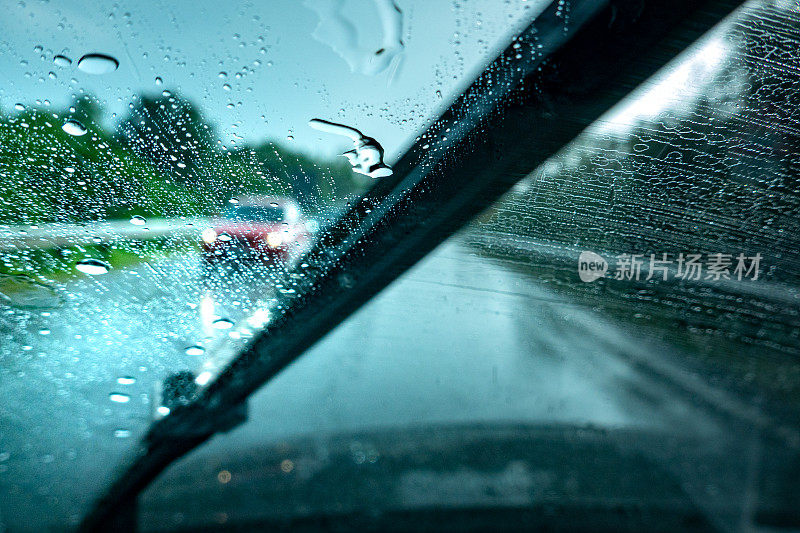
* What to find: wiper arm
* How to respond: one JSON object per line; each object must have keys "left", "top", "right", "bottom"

{"left": 81, "top": 0, "right": 744, "bottom": 530}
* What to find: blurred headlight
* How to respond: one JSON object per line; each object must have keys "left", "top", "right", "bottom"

{"left": 266, "top": 231, "right": 283, "bottom": 248}
{"left": 201, "top": 228, "right": 218, "bottom": 244}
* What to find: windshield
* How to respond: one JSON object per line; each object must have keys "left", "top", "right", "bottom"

{"left": 0, "top": 0, "right": 547, "bottom": 530}
{"left": 3, "top": 0, "right": 800, "bottom": 531}
{"left": 139, "top": 1, "right": 800, "bottom": 531}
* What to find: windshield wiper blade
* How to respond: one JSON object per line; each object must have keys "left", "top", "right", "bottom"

{"left": 81, "top": 0, "right": 744, "bottom": 530}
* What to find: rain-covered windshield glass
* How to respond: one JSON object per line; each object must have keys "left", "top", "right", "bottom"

{"left": 4, "top": 0, "right": 800, "bottom": 531}
{"left": 0, "top": 0, "right": 548, "bottom": 529}
{"left": 221, "top": 205, "right": 286, "bottom": 223}
{"left": 136, "top": 1, "right": 799, "bottom": 531}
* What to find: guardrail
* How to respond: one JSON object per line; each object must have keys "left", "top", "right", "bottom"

{"left": 466, "top": 229, "right": 800, "bottom": 306}
{"left": 0, "top": 218, "right": 211, "bottom": 252}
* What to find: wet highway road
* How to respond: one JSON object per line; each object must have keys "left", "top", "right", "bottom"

{"left": 0, "top": 238, "right": 745, "bottom": 531}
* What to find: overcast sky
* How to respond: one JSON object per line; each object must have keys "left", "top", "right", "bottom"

{"left": 0, "top": 0, "right": 544, "bottom": 162}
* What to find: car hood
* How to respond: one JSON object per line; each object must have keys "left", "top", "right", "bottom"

{"left": 139, "top": 423, "right": 716, "bottom": 532}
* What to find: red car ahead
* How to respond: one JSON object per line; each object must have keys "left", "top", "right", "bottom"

{"left": 201, "top": 196, "right": 313, "bottom": 266}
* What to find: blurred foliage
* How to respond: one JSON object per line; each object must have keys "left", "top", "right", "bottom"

{"left": 0, "top": 91, "right": 359, "bottom": 224}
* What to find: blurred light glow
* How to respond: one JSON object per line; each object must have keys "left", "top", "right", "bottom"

{"left": 201, "top": 228, "right": 218, "bottom": 244}
{"left": 195, "top": 371, "right": 213, "bottom": 386}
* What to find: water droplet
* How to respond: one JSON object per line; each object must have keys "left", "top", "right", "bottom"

{"left": 109, "top": 392, "right": 130, "bottom": 403}
{"left": 77, "top": 53, "right": 119, "bottom": 74}
{"left": 309, "top": 118, "right": 392, "bottom": 178}
{"left": 113, "top": 429, "right": 131, "bottom": 438}
{"left": 217, "top": 232, "right": 232, "bottom": 242}
{"left": 212, "top": 318, "right": 233, "bottom": 329}
{"left": 38, "top": 329, "right": 51, "bottom": 335}
{"left": 129, "top": 215, "right": 146, "bottom": 226}
{"left": 62, "top": 119, "right": 87, "bottom": 136}
{"left": 53, "top": 55, "right": 72, "bottom": 67}
{"left": 222, "top": 83, "right": 231, "bottom": 91}
{"left": 306, "top": 0, "right": 404, "bottom": 76}
{"left": 184, "top": 345, "right": 205, "bottom": 356}
{"left": 14, "top": 103, "right": 25, "bottom": 111}
{"left": 154, "top": 76, "right": 162, "bottom": 85}
{"left": 75, "top": 258, "right": 110, "bottom": 275}
{"left": 195, "top": 370, "right": 213, "bottom": 386}
{"left": 218, "top": 71, "right": 227, "bottom": 79}
{"left": 228, "top": 197, "right": 239, "bottom": 205}
{"left": 116, "top": 376, "right": 136, "bottom": 385}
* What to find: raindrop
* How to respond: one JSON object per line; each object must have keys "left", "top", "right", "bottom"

{"left": 306, "top": 0, "right": 404, "bottom": 76}
{"left": 154, "top": 76, "right": 163, "bottom": 85}
{"left": 14, "top": 103, "right": 25, "bottom": 111}
{"left": 308, "top": 118, "right": 392, "bottom": 178}
{"left": 62, "top": 119, "right": 88, "bottom": 136}
{"left": 217, "top": 232, "right": 232, "bottom": 242}
{"left": 184, "top": 345, "right": 205, "bottom": 356}
{"left": 129, "top": 215, "right": 147, "bottom": 226}
{"left": 212, "top": 318, "right": 234, "bottom": 329}
{"left": 77, "top": 53, "right": 119, "bottom": 74}
{"left": 38, "top": 329, "right": 51, "bottom": 335}
{"left": 75, "top": 258, "right": 110, "bottom": 275}
{"left": 222, "top": 83, "right": 231, "bottom": 91}
{"left": 218, "top": 71, "right": 227, "bottom": 79}
{"left": 53, "top": 54, "right": 72, "bottom": 67}
{"left": 228, "top": 198, "right": 239, "bottom": 204}
{"left": 113, "top": 429, "right": 131, "bottom": 438}
{"left": 109, "top": 392, "right": 131, "bottom": 403}
{"left": 116, "top": 376, "right": 136, "bottom": 385}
